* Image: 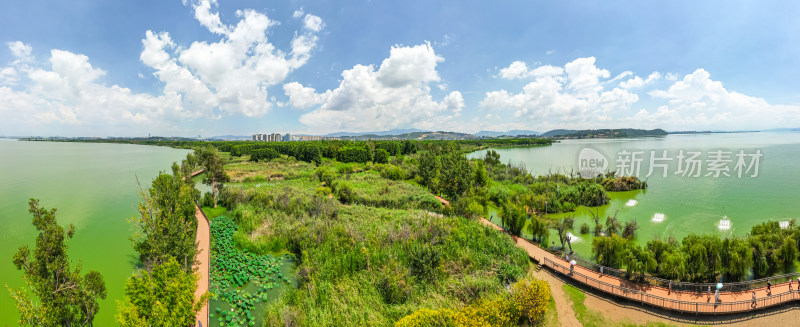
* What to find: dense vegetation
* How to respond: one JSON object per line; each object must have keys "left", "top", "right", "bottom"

{"left": 212, "top": 154, "right": 539, "bottom": 325}
{"left": 117, "top": 150, "right": 213, "bottom": 325}
{"left": 591, "top": 220, "right": 800, "bottom": 283}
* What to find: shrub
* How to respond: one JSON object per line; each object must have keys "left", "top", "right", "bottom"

{"left": 315, "top": 186, "right": 332, "bottom": 197}
{"left": 202, "top": 192, "right": 214, "bottom": 207}
{"left": 376, "top": 261, "right": 410, "bottom": 305}
{"left": 497, "top": 262, "right": 524, "bottom": 285}
{"left": 335, "top": 181, "right": 354, "bottom": 204}
{"left": 395, "top": 308, "right": 454, "bottom": 327}
{"left": 580, "top": 223, "right": 590, "bottom": 234}
{"left": 380, "top": 164, "right": 406, "bottom": 180}
{"left": 315, "top": 166, "right": 336, "bottom": 188}
{"left": 509, "top": 278, "right": 551, "bottom": 324}
{"left": 407, "top": 243, "right": 441, "bottom": 283}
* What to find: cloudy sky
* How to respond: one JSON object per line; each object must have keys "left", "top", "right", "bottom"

{"left": 1, "top": 0, "right": 799, "bottom": 137}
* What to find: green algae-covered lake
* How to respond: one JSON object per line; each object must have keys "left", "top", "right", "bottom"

{"left": 0, "top": 139, "right": 191, "bottom": 326}
{"left": 471, "top": 131, "right": 800, "bottom": 265}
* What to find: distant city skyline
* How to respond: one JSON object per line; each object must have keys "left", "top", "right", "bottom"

{"left": 1, "top": 0, "right": 799, "bottom": 137}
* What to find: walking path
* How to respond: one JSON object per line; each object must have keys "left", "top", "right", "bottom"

{"left": 477, "top": 217, "right": 800, "bottom": 315}
{"left": 188, "top": 169, "right": 210, "bottom": 327}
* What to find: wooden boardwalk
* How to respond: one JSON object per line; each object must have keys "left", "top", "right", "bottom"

{"left": 478, "top": 218, "right": 800, "bottom": 315}
{"left": 194, "top": 205, "right": 210, "bottom": 327}
{"left": 189, "top": 169, "right": 210, "bottom": 327}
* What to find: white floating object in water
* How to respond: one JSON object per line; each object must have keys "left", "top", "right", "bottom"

{"left": 652, "top": 213, "right": 665, "bottom": 223}
{"left": 718, "top": 217, "right": 731, "bottom": 231}
{"left": 780, "top": 221, "right": 790, "bottom": 229}
{"left": 566, "top": 231, "right": 581, "bottom": 243}
{"left": 625, "top": 199, "right": 638, "bottom": 207}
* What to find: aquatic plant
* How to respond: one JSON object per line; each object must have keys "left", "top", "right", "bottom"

{"left": 210, "top": 216, "right": 292, "bottom": 326}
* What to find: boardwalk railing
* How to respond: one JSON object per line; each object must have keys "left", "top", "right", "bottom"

{"left": 564, "top": 254, "right": 800, "bottom": 293}
{"left": 544, "top": 257, "right": 800, "bottom": 314}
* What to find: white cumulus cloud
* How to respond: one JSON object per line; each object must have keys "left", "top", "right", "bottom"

{"left": 143, "top": 1, "right": 324, "bottom": 117}
{"left": 633, "top": 69, "right": 800, "bottom": 130}
{"left": 288, "top": 43, "right": 464, "bottom": 133}
{"left": 482, "top": 57, "right": 638, "bottom": 127}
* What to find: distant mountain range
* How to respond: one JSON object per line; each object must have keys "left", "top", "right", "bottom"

{"left": 325, "top": 128, "right": 429, "bottom": 137}
{"left": 211, "top": 127, "right": 800, "bottom": 141}
{"left": 541, "top": 128, "right": 668, "bottom": 138}
{"left": 474, "top": 130, "right": 541, "bottom": 137}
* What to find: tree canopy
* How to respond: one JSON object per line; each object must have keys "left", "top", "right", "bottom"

{"left": 131, "top": 171, "right": 199, "bottom": 272}
{"left": 9, "top": 199, "right": 107, "bottom": 327}
{"left": 116, "top": 258, "right": 209, "bottom": 327}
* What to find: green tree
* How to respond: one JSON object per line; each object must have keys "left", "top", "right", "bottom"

{"left": 622, "top": 219, "right": 639, "bottom": 239}
{"left": 592, "top": 234, "right": 626, "bottom": 268}
{"left": 623, "top": 242, "right": 657, "bottom": 278}
{"left": 417, "top": 151, "right": 440, "bottom": 192}
{"left": 525, "top": 216, "right": 549, "bottom": 246}
{"left": 439, "top": 152, "right": 472, "bottom": 199}
{"left": 374, "top": 148, "right": 390, "bottom": 164}
{"left": 483, "top": 150, "right": 501, "bottom": 166}
{"left": 131, "top": 172, "right": 199, "bottom": 272}
{"left": 8, "top": 199, "right": 107, "bottom": 327}
{"left": 402, "top": 140, "right": 417, "bottom": 155}
{"left": 555, "top": 219, "right": 573, "bottom": 253}
{"left": 116, "top": 258, "right": 209, "bottom": 327}
{"left": 473, "top": 160, "right": 489, "bottom": 188}
{"left": 196, "top": 146, "right": 229, "bottom": 208}
{"left": 721, "top": 238, "right": 753, "bottom": 281}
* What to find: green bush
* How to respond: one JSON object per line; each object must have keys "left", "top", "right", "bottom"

{"left": 315, "top": 186, "right": 332, "bottom": 196}
{"left": 497, "top": 262, "right": 524, "bottom": 284}
{"left": 202, "top": 192, "right": 214, "bottom": 207}
{"left": 380, "top": 164, "right": 406, "bottom": 180}
{"left": 407, "top": 243, "right": 441, "bottom": 283}
{"left": 580, "top": 223, "right": 590, "bottom": 234}
{"left": 376, "top": 261, "right": 410, "bottom": 305}
{"left": 335, "top": 181, "right": 354, "bottom": 204}
{"left": 315, "top": 166, "right": 336, "bottom": 188}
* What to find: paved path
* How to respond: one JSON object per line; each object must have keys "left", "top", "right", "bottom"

{"left": 477, "top": 217, "right": 800, "bottom": 315}
{"left": 188, "top": 169, "right": 210, "bottom": 327}
{"left": 194, "top": 205, "right": 210, "bottom": 327}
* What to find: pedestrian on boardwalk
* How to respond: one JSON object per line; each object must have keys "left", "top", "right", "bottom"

{"left": 715, "top": 289, "right": 720, "bottom": 302}
{"left": 600, "top": 266, "right": 604, "bottom": 276}
{"left": 767, "top": 281, "right": 772, "bottom": 294}
{"left": 668, "top": 280, "right": 672, "bottom": 294}
{"left": 707, "top": 285, "right": 711, "bottom": 299}
{"left": 752, "top": 291, "right": 757, "bottom": 307}
{"left": 790, "top": 279, "right": 794, "bottom": 291}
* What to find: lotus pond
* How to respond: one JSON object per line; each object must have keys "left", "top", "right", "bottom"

{"left": 209, "top": 216, "right": 296, "bottom": 327}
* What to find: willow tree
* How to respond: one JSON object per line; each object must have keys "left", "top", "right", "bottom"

{"left": 9, "top": 199, "right": 107, "bottom": 327}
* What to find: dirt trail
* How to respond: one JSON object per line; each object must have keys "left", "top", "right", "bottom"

{"left": 531, "top": 268, "right": 582, "bottom": 327}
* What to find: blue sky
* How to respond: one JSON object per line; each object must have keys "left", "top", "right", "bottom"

{"left": 1, "top": 0, "right": 799, "bottom": 137}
